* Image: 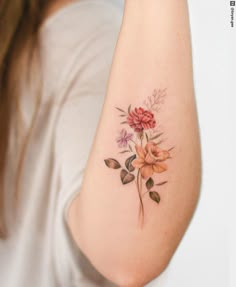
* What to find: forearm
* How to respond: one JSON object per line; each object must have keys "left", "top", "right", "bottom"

{"left": 68, "top": 1, "right": 201, "bottom": 286}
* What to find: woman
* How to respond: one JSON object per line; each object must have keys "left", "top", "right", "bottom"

{"left": 0, "top": 0, "right": 201, "bottom": 286}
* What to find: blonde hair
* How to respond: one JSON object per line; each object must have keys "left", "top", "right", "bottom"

{"left": 0, "top": 0, "right": 48, "bottom": 238}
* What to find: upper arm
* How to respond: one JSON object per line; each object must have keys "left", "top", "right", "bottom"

{"left": 67, "top": 1, "right": 201, "bottom": 286}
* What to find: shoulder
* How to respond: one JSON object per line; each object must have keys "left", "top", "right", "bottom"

{"left": 39, "top": 0, "right": 123, "bottom": 100}
{"left": 41, "top": 0, "right": 123, "bottom": 45}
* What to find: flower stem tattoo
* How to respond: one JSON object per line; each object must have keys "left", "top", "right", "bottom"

{"left": 104, "top": 89, "right": 174, "bottom": 228}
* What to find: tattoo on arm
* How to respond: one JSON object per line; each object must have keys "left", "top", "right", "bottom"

{"left": 104, "top": 89, "right": 174, "bottom": 228}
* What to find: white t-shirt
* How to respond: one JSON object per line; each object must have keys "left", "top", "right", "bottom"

{"left": 0, "top": 0, "right": 170, "bottom": 286}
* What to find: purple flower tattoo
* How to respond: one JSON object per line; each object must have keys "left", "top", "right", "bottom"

{"left": 116, "top": 129, "right": 133, "bottom": 148}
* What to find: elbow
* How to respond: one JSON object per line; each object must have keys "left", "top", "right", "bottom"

{"left": 109, "top": 259, "right": 171, "bottom": 287}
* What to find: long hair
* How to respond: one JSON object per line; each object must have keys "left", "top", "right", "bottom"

{"left": 0, "top": 0, "right": 48, "bottom": 238}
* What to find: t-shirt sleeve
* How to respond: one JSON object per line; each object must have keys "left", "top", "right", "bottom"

{"left": 52, "top": 3, "right": 122, "bottom": 286}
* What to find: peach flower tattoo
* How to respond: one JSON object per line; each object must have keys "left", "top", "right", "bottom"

{"left": 104, "top": 89, "right": 174, "bottom": 227}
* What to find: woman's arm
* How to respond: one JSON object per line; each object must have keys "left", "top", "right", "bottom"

{"left": 67, "top": 0, "right": 201, "bottom": 286}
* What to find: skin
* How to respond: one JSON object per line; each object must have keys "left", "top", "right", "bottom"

{"left": 47, "top": 0, "right": 201, "bottom": 286}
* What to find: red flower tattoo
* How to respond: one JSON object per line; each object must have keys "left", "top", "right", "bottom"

{"left": 127, "top": 107, "right": 156, "bottom": 132}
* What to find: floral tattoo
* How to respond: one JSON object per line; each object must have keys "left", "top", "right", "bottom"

{"left": 104, "top": 89, "right": 174, "bottom": 228}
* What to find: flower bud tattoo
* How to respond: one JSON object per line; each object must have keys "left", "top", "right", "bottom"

{"left": 104, "top": 89, "right": 174, "bottom": 228}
